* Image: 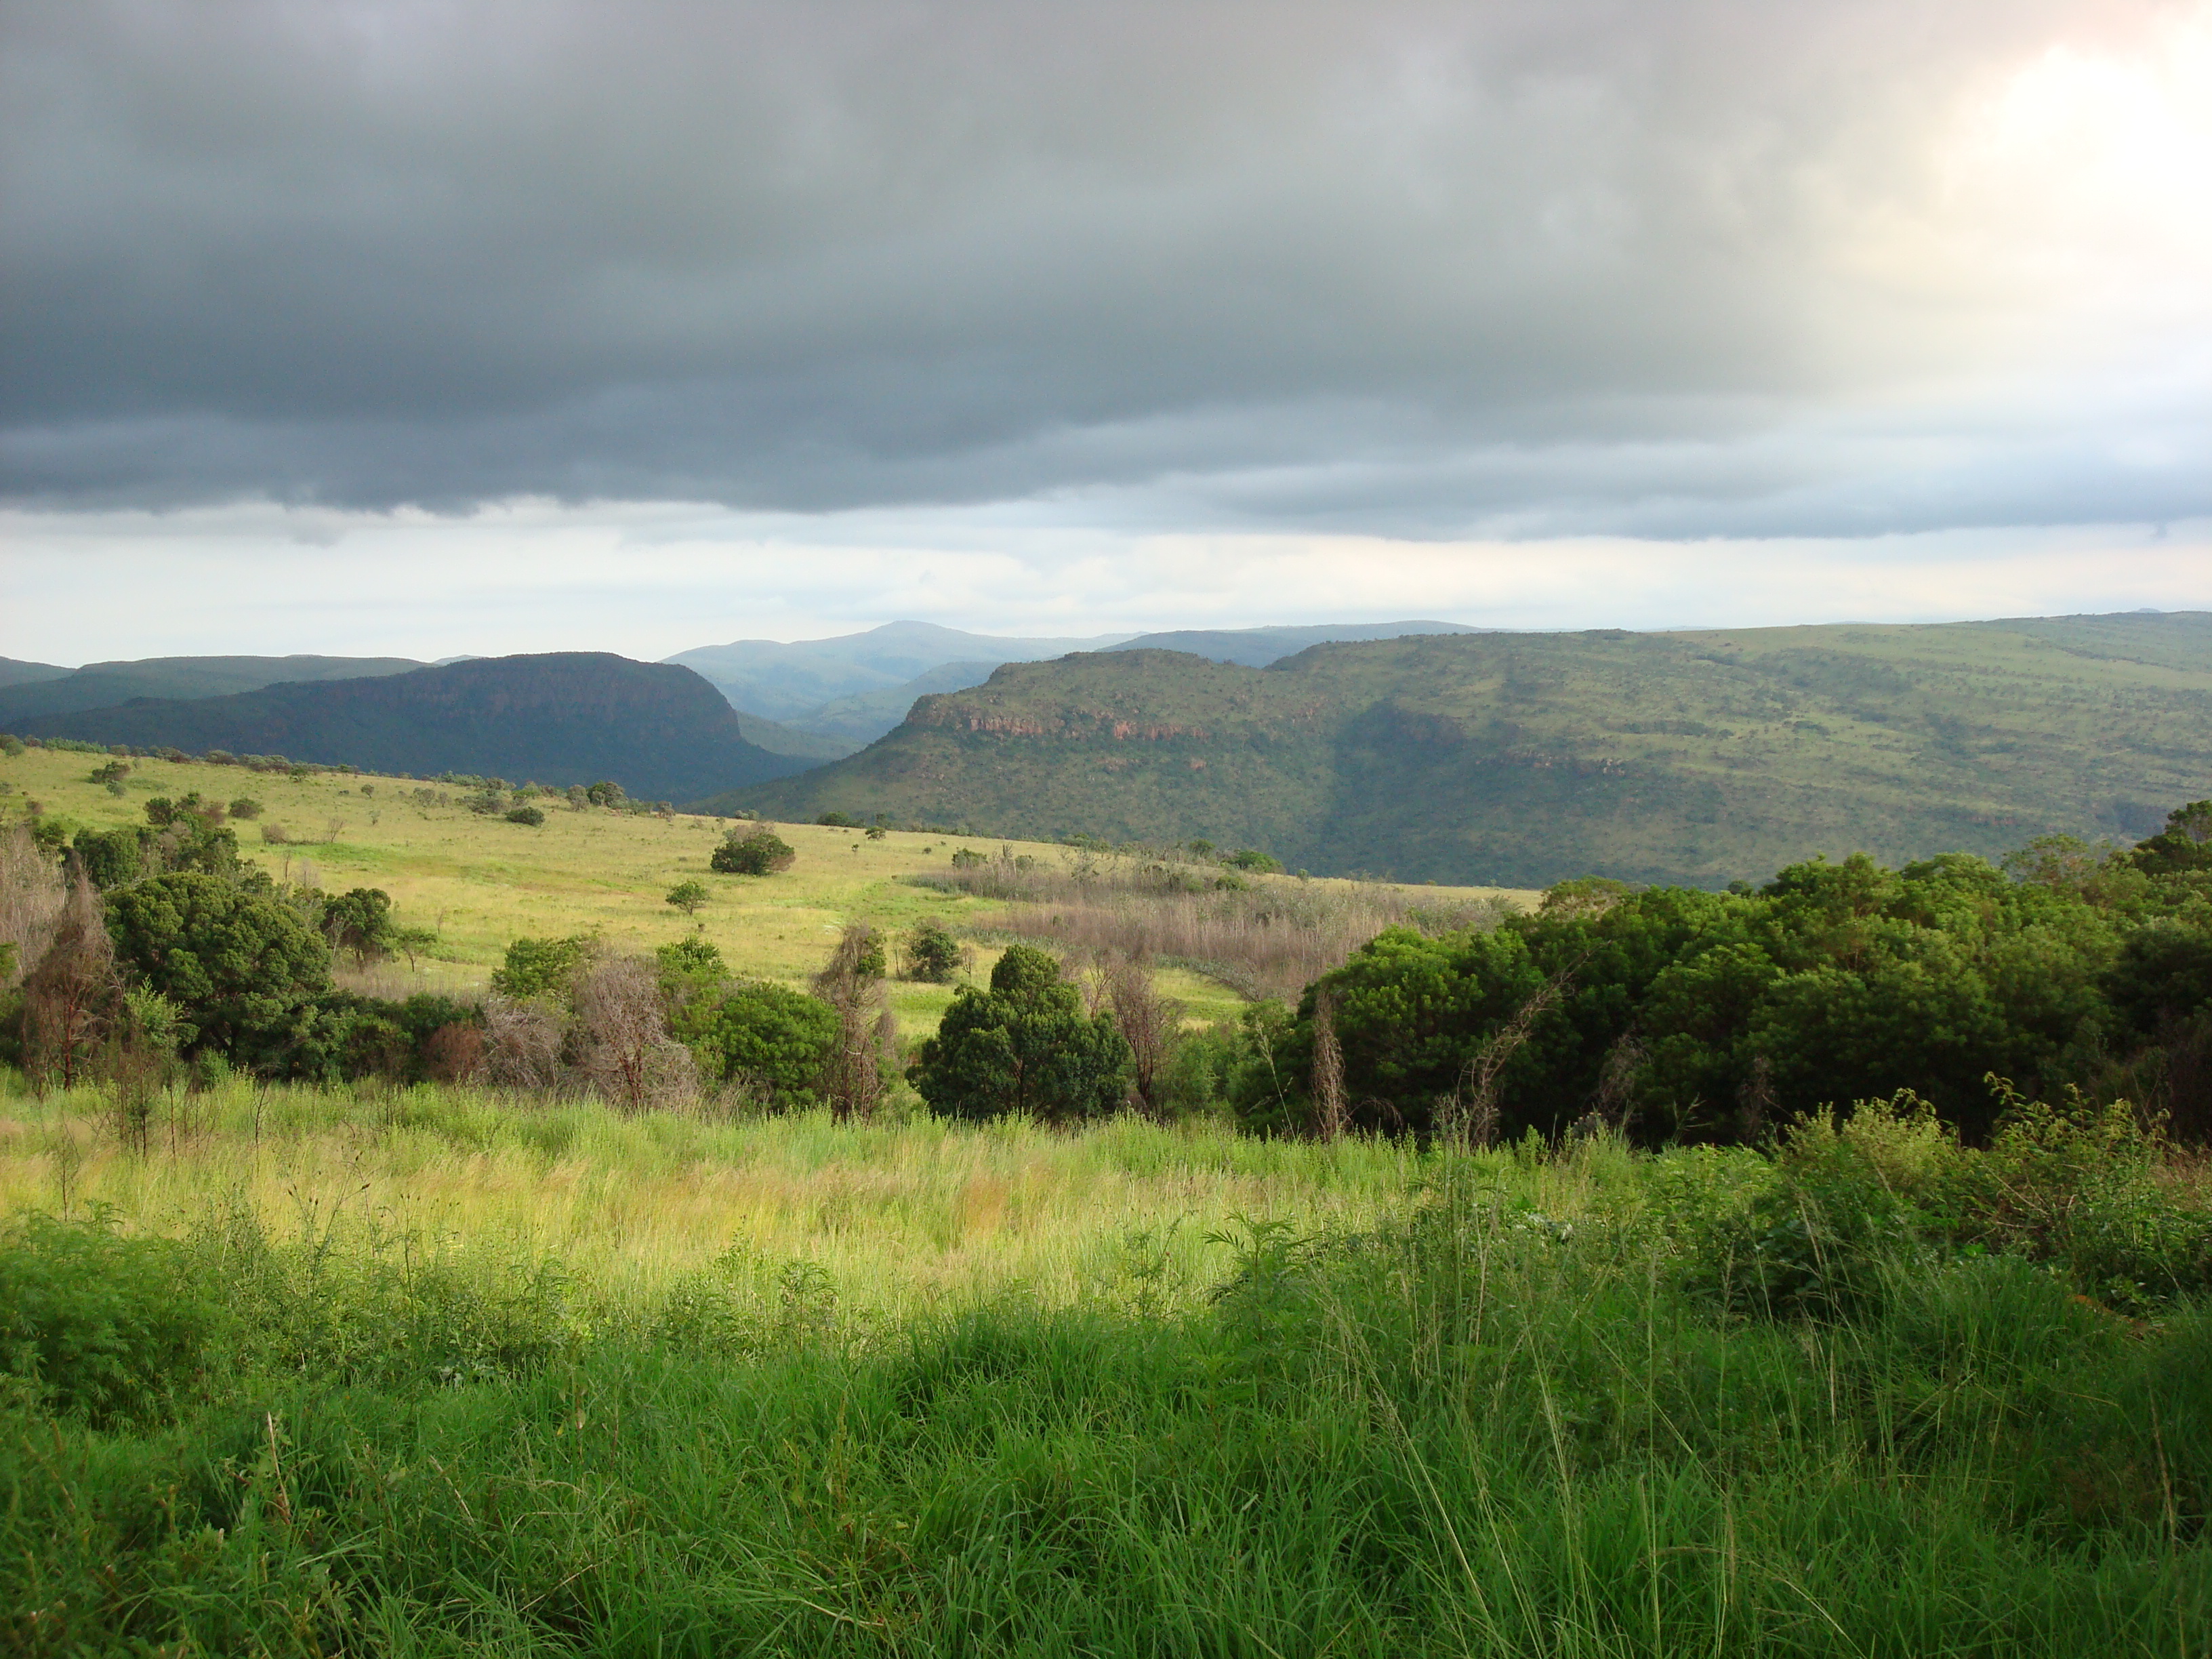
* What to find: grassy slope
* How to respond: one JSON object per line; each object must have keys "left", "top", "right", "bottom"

{"left": 0, "top": 746, "right": 1525, "bottom": 1035}
{"left": 738, "top": 611, "right": 2212, "bottom": 886}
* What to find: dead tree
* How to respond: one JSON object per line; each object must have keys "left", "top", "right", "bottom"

{"left": 813, "top": 924, "right": 895, "bottom": 1121}
{"left": 1435, "top": 960, "right": 1580, "bottom": 1149}
{"left": 1311, "top": 985, "right": 1348, "bottom": 1141}
{"left": 22, "top": 857, "right": 118, "bottom": 1097}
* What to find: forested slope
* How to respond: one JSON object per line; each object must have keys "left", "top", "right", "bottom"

{"left": 731, "top": 611, "right": 2212, "bottom": 887}
{"left": 16, "top": 653, "right": 808, "bottom": 802}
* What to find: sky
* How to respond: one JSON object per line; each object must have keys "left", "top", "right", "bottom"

{"left": 4, "top": 0, "right": 2211, "bottom": 665}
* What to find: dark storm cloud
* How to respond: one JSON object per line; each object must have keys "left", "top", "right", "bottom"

{"left": 2, "top": 0, "right": 2203, "bottom": 533}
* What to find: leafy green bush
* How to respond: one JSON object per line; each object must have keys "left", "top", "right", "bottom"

{"left": 665, "top": 878, "right": 710, "bottom": 916}
{"left": 673, "top": 979, "right": 837, "bottom": 1102}
{"left": 903, "top": 918, "right": 965, "bottom": 982}
{"left": 226, "top": 796, "right": 263, "bottom": 819}
{"left": 711, "top": 827, "right": 795, "bottom": 876}
{"left": 490, "top": 934, "right": 594, "bottom": 999}
{"left": 505, "top": 805, "right": 546, "bottom": 827}
{"left": 910, "top": 944, "right": 1133, "bottom": 1124}
{"left": 106, "top": 872, "right": 333, "bottom": 1070}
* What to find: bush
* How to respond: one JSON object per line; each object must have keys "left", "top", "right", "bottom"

{"left": 711, "top": 827, "right": 796, "bottom": 876}
{"left": 105, "top": 872, "right": 333, "bottom": 1071}
{"left": 226, "top": 796, "right": 263, "bottom": 820}
{"left": 816, "top": 811, "right": 857, "bottom": 827}
{"left": 910, "top": 944, "right": 1134, "bottom": 1124}
{"left": 673, "top": 979, "right": 838, "bottom": 1103}
{"left": 665, "top": 879, "right": 711, "bottom": 916}
{"left": 903, "top": 918, "right": 966, "bottom": 982}
{"left": 0, "top": 1216, "right": 221, "bottom": 1427}
{"left": 1226, "top": 848, "right": 1282, "bottom": 874}
{"left": 490, "top": 934, "right": 594, "bottom": 1000}
{"left": 505, "top": 805, "right": 547, "bottom": 827}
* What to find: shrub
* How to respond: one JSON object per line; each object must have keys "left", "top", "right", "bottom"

{"left": 1226, "top": 848, "right": 1282, "bottom": 874}
{"left": 226, "top": 796, "right": 263, "bottom": 820}
{"left": 505, "top": 805, "right": 546, "bottom": 827}
{"left": 0, "top": 734, "right": 22, "bottom": 756}
{"left": 817, "top": 811, "right": 857, "bottom": 827}
{"left": 674, "top": 979, "right": 838, "bottom": 1103}
{"left": 910, "top": 943, "right": 1134, "bottom": 1124}
{"left": 490, "top": 934, "right": 594, "bottom": 1000}
{"left": 712, "top": 827, "right": 796, "bottom": 876}
{"left": 260, "top": 822, "right": 290, "bottom": 844}
{"left": 321, "top": 886, "right": 398, "bottom": 964}
{"left": 903, "top": 917, "right": 966, "bottom": 982}
{"left": 665, "top": 879, "right": 711, "bottom": 916}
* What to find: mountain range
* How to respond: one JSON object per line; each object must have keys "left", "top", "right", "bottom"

{"left": 13, "top": 653, "right": 805, "bottom": 803}
{"left": 721, "top": 611, "right": 2212, "bottom": 888}
{"left": 661, "top": 619, "right": 1481, "bottom": 752}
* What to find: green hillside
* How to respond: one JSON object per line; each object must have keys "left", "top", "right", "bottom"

{"left": 0, "top": 653, "right": 424, "bottom": 722}
{"left": 16, "top": 652, "right": 810, "bottom": 803}
{"left": 724, "top": 611, "right": 2212, "bottom": 887}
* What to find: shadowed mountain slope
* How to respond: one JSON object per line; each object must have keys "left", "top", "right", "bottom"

{"left": 0, "top": 654, "right": 427, "bottom": 723}
{"left": 19, "top": 653, "right": 808, "bottom": 802}
{"left": 719, "top": 612, "right": 2212, "bottom": 887}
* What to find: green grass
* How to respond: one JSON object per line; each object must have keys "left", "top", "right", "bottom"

{"left": 743, "top": 611, "right": 2212, "bottom": 887}
{"left": 4, "top": 1080, "right": 2209, "bottom": 1655}
{"left": 0, "top": 745, "right": 1527, "bottom": 1033}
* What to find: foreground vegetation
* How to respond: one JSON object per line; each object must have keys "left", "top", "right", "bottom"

{"left": 5, "top": 1086, "right": 2209, "bottom": 1654}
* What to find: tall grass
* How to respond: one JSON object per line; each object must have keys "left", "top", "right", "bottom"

{"left": 5, "top": 1120, "right": 2207, "bottom": 1655}
{"left": 0, "top": 1073, "right": 1422, "bottom": 1320}
{"left": 928, "top": 846, "right": 1519, "bottom": 998}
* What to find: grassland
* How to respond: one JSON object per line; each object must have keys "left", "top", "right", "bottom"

{"left": 0, "top": 743, "right": 1530, "bottom": 1036}
{"left": 5, "top": 1077, "right": 2207, "bottom": 1654}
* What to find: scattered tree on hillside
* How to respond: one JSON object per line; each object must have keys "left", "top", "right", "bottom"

{"left": 902, "top": 918, "right": 965, "bottom": 983}
{"left": 711, "top": 827, "right": 796, "bottom": 876}
{"left": 665, "top": 879, "right": 711, "bottom": 917}
{"left": 321, "top": 887, "right": 398, "bottom": 965}
{"left": 490, "top": 934, "right": 594, "bottom": 1000}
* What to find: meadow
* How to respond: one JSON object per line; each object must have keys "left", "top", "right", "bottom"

{"left": 5, "top": 1075, "right": 2209, "bottom": 1655}
{"left": 0, "top": 743, "right": 1529, "bottom": 1036}
{"left": 6, "top": 741, "right": 2211, "bottom": 1655}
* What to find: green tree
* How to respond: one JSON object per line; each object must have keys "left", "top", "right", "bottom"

{"left": 321, "top": 888, "right": 398, "bottom": 964}
{"left": 711, "top": 827, "right": 796, "bottom": 876}
{"left": 505, "top": 805, "right": 547, "bottom": 827}
{"left": 104, "top": 872, "right": 332, "bottom": 1071}
{"left": 226, "top": 797, "right": 264, "bottom": 821}
{"left": 665, "top": 880, "right": 711, "bottom": 917}
{"left": 490, "top": 935, "right": 594, "bottom": 1000}
{"left": 672, "top": 979, "right": 838, "bottom": 1103}
{"left": 909, "top": 944, "right": 1132, "bottom": 1124}
{"left": 903, "top": 918, "right": 965, "bottom": 983}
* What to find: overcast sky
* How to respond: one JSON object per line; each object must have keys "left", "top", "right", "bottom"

{"left": 5, "top": 0, "right": 2210, "bottom": 663}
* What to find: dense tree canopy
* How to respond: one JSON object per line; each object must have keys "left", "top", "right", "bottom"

{"left": 910, "top": 944, "right": 1132, "bottom": 1124}
{"left": 1296, "top": 839, "right": 2212, "bottom": 1145}
{"left": 104, "top": 872, "right": 333, "bottom": 1071}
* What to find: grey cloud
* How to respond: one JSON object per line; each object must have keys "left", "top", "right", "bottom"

{"left": 1, "top": 0, "right": 2199, "bottom": 534}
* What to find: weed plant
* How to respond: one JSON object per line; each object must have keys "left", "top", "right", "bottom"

{"left": 4, "top": 1085, "right": 2209, "bottom": 1654}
